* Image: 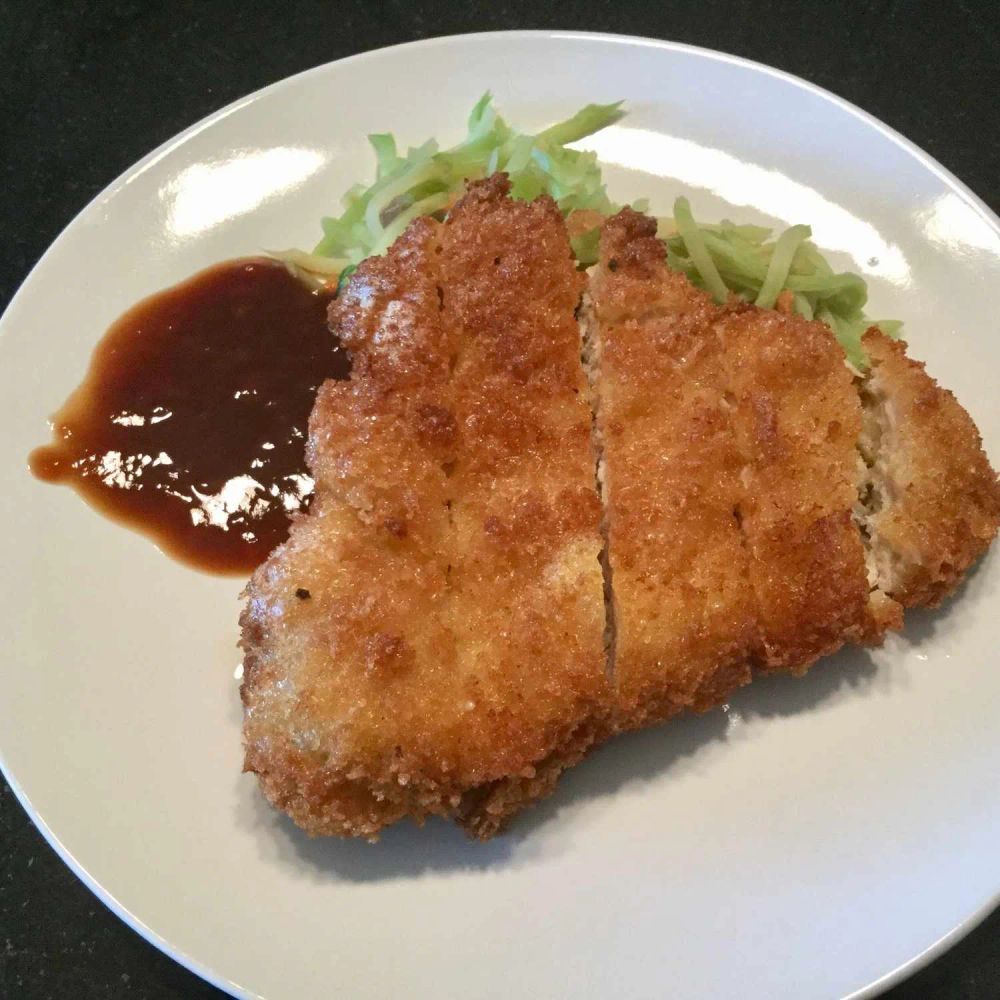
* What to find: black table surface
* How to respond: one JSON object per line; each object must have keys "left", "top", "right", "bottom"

{"left": 2, "top": 2, "right": 998, "bottom": 997}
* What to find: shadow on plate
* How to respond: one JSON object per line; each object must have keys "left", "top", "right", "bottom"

{"left": 238, "top": 706, "right": 732, "bottom": 883}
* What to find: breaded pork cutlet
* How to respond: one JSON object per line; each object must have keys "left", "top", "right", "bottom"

{"left": 585, "top": 208, "right": 996, "bottom": 732}
{"left": 436, "top": 179, "right": 610, "bottom": 837}
{"left": 242, "top": 191, "right": 999, "bottom": 842}
{"left": 582, "top": 214, "right": 758, "bottom": 728}
{"left": 240, "top": 177, "right": 607, "bottom": 840}
{"left": 715, "top": 302, "right": 902, "bottom": 665}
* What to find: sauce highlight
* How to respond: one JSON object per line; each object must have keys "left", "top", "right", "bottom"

{"left": 29, "top": 258, "right": 348, "bottom": 574}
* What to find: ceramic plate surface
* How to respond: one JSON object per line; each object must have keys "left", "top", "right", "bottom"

{"left": 2, "top": 31, "right": 998, "bottom": 1000}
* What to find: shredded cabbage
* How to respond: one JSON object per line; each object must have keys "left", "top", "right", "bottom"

{"left": 304, "top": 93, "right": 621, "bottom": 268}
{"left": 274, "top": 94, "right": 897, "bottom": 368}
{"left": 659, "top": 199, "right": 893, "bottom": 368}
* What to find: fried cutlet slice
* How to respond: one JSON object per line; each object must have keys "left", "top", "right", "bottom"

{"left": 717, "top": 307, "right": 900, "bottom": 670}
{"left": 436, "top": 178, "right": 609, "bottom": 837}
{"left": 585, "top": 209, "right": 900, "bottom": 727}
{"left": 240, "top": 219, "right": 459, "bottom": 837}
{"left": 857, "top": 330, "right": 1000, "bottom": 607}
{"left": 585, "top": 210, "right": 758, "bottom": 729}
{"left": 240, "top": 178, "right": 607, "bottom": 840}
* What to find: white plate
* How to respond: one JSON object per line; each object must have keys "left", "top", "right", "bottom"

{"left": 2, "top": 31, "right": 998, "bottom": 1000}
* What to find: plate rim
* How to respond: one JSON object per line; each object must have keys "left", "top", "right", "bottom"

{"left": 2, "top": 28, "right": 998, "bottom": 1000}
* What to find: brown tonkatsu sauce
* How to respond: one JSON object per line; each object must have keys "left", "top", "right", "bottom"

{"left": 29, "top": 258, "right": 348, "bottom": 574}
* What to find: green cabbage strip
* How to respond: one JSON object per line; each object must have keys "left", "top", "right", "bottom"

{"left": 272, "top": 95, "right": 897, "bottom": 368}
{"left": 755, "top": 224, "right": 811, "bottom": 309}
{"left": 661, "top": 198, "right": 898, "bottom": 368}
{"left": 673, "top": 197, "right": 729, "bottom": 303}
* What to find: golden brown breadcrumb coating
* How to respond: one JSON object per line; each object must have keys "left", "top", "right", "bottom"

{"left": 717, "top": 306, "right": 885, "bottom": 671}
{"left": 241, "top": 177, "right": 607, "bottom": 840}
{"left": 586, "top": 210, "right": 756, "bottom": 728}
{"left": 436, "top": 180, "right": 610, "bottom": 836}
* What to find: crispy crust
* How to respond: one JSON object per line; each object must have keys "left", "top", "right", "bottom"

{"left": 456, "top": 717, "right": 605, "bottom": 840}
{"left": 439, "top": 178, "right": 610, "bottom": 835}
{"left": 241, "top": 177, "right": 607, "bottom": 839}
{"left": 859, "top": 330, "right": 1000, "bottom": 607}
{"left": 588, "top": 210, "right": 756, "bottom": 728}
{"left": 717, "top": 306, "right": 881, "bottom": 670}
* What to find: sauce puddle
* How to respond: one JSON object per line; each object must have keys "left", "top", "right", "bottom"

{"left": 29, "top": 258, "right": 348, "bottom": 574}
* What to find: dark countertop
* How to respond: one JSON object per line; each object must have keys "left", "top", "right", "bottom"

{"left": 1, "top": 2, "right": 997, "bottom": 997}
